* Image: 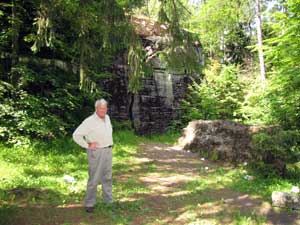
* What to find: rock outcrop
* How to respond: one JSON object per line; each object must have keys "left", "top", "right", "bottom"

{"left": 99, "top": 17, "right": 202, "bottom": 135}
{"left": 178, "top": 120, "right": 261, "bottom": 162}
{"left": 272, "top": 191, "right": 300, "bottom": 210}
{"left": 100, "top": 65, "right": 193, "bottom": 134}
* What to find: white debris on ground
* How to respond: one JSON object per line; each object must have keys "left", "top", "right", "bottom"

{"left": 243, "top": 175, "right": 255, "bottom": 181}
{"left": 63, "top": 175, "right": 76, "bottom": 183}
{"left": 291, "top": 186, "right": 300, "bottom": 193}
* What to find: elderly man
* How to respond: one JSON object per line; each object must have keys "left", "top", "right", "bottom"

{"left": 73, "top": 99, "right": 113, "bottom": 213}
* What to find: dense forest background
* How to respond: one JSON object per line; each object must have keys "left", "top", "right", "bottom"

{"left": 0, "top": 0, "right": 300, "bottom": 175}
{"left": 1, "top": 1, "right": 300, "bottom": 224}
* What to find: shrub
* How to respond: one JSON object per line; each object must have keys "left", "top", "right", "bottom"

{"left": 264, "top": 0, "right": 300, "bottom": 130}
{"left": 0, "top": 63, "right": 100, "bottom": 144}
{"left": 251, "top": 129, "right": 300, "bottom": 178}
{"left": 180, "top": 61, "right": 245, "bottom": 126}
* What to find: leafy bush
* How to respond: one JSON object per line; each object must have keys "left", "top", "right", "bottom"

{"left": 264, "top": 0, "right": 300, "bottom": 130}
{"left": 0, "top": 63, "right": 99, "bottom": 144}
{"left": 180, "top": 61, "right": 245, "bottom": 125}
{"left": 239, "top": 74, "right": 270, "bottom": 126}
{"left": 251, "top": 129, "right": 300, "bottom": 178}
{"left": 265, "top": 75, "right": 300, "bottom": 130}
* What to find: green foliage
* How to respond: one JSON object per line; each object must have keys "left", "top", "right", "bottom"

{"left": 127, "top": 34, "right": 150, "bottom": 93}
{"left": 134, "top": 0, "right": 202, "bottom": 75}
{"left": 252, "top": 129, "right": 300, "bottom": 178}
{"left": 180, "top": 61, "right": 245, "bottom": 125}
{"left": 264, "top": 0, "right": 300, "bottom": 129}
{"left": 145, "top": 130, "right": 180, "bottom": 145}
{"left": 158, "top": 38, "right": 202, "bottom": 74}
{"left": 0, "top": 0, "right": 150, "bottom": 94}
{"left": 187, "top": 0, "right": 253, "bottom": 64}
{"left": 0, "top": 63, "right": 97, "bottom": 143}
{"left": 220, "top": 0, "right": 300, "bottom": 183}
{"left": 0, "top": 203, "right": 18, "bottom": 225}
{"left": 233, "top": 211, "right": 266, "bottom": 225}
{"left": 157, "top": 0, "right": 190, "bottom": 40}
{"left": 239, "top": 74, "right": 270, "bottom": 125}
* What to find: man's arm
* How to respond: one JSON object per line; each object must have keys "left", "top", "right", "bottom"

{"left": 72, "top": 120, "right": 90, "bottom": 149}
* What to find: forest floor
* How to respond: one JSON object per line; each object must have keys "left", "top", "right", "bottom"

{"left": 1, "top": 133, "right": 300, "bottom": 225}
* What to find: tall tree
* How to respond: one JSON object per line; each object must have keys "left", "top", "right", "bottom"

{"left": 11, "top": 0, "right": 20, "bottom": 68}
{"left": 264, "top": 0, "right": 300, "bottom": 128}
{"left": 187, "top": 0, "right": 254, "bottom": 64}
{"left": 255, "top": 0, "right": 266, "bottom": 89}
{"left": 29, "top": 0, "right": 139, "bottom": 92}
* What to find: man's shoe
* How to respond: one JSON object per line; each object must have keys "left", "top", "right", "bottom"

{"left": 85, "top": 206, "right": 94, "bottom": 213}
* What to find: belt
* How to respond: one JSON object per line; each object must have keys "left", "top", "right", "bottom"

{"left": 90, "top": 145, "right": 113, "bottom": 150}
{"left": 103, "top": 145, "right": 113, "bottom": 148}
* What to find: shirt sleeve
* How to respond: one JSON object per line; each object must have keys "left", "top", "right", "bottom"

{"left": 72, "top": 119, "right": 90, "bottom": 149}
{"left": 106, "top": 115, "right": 113, "bottom": 136}
{"left": 107, "top": 115, "right": 113, "bottom": 130}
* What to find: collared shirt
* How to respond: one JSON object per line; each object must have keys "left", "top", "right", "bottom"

{"left": 72, "top": 113, "right": 113, "bottom": 149}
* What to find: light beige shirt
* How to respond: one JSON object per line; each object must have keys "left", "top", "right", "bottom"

{"left": 72, "top": 113, "right": 113, "bottom": 149}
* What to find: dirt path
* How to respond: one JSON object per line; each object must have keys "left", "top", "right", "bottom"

{"left": 128, "top": 142, "right": 300, "bottom": 225}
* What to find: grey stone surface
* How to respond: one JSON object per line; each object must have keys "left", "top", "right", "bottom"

{"left": 272, "top": 191, "right": 300, "bottom": 210}
{"left": 98, "top": 62, "right": 193, "bottom": 135}
{"left": 178, "top": 120, "right": 254, "bottom": 162}
{"left": 97, "top": 30, "right": 202, "bottom": 134}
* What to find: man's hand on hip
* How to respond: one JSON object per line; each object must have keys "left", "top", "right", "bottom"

{"left": 88, "top": 142, "right": 98, "bottom": 150}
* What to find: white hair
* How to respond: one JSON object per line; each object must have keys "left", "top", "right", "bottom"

{"left": 95, "top": 99, "right": 108, "bottom": 108}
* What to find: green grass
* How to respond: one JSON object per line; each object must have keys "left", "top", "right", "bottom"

{"left": 0, "top": 129, "right": 299, "bottom": 225}
{"left": 145, "top": 130, "right": 181, "bottom": 145}
{"left": 232, "top": 211, "right": 267, "bottom": 225}
{"left": 0, "top": 130, "right": 151, "bottom": 224}
{"left": 182, "top": 163, "right": 300, "bottom": 204}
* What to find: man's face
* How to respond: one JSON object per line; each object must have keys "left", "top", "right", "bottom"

{"left": 96, "top": 104, "right": 107, "bottom": 119}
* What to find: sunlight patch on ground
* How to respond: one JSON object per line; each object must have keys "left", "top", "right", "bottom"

{"left": 194, "top": 201, "right": 223, "bottom": 215}
{"left": 187, "top": 219, "right": 217, "bottom": 225}
{"left": 0, "top": 161, "right": 21, "bottom": 183}
{"left": 174, "top": 210, "right": 198, "bottom": 222}
{"left": 135, "top": 157, "right": 153, "bottom": 162}
{"left": 57, "top": 203, "right": 82, "bottom": 208}
{"left": 259, "top": 202, "right": 272, "bottom": 215}
{"left": 140, "top": 174, "right": 195, "bottom": 186}
{"left": 162, "top": 190, "right": 190, "bottom": 197}
{"left": 166, "top": 145, "right": 183, "bottom": 151}
{"left": 171, "top": 202, "right": 223, "bottom": 224}
{"left": 119, "top": 196, "right": 140, "bottom": 202}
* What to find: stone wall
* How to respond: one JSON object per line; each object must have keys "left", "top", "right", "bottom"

{"left": 98, "top": 18, "right": 202, "bottom": 134}
{"left": 131, "top": 69, "right": 191, "bottom": 134}
{"left": 100, "top": 65, "right": 192, "bottom": 135}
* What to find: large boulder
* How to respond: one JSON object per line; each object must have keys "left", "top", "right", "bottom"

{"left": 272, "top": 191, "right": 300, "bottom": 210}
{"left": 178, "top": 120, "right": 260, "bottom": 162}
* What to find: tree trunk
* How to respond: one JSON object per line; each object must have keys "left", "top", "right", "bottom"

{"left": 79, "top": 0, "right": 87, "bottom": 91}
{"left": 11, "top": 0, "right": 20, "bottom": 68}
{"left": 79, "top": 40, "right": 85, "bottom": 90}
{"left": 255, "top": 0, "right": 266, "bottom": 89}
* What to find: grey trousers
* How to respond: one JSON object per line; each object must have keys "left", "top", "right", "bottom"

{"left": 85, "top": 146, "right": 113, "bottom": 207}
